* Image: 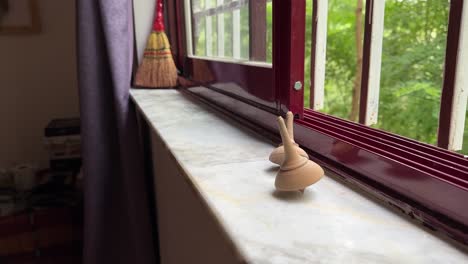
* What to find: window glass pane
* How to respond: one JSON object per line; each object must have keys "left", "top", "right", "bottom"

{"left": 192, "top": 0, "right": 205, "bottom": 12}
{"left": 240, "top": 5, "right": 250, "bottom": 59}
{"left": 224, "top": 11, "right": 233, "bottom": 58}
{"left": 209, "top": 15, "right": 218, "bottom": 56}
{"left": 320, "top": 0, "right": 366, "bottom": 121}
{"left": 194, "top": 17, "right": 206, "bottom": 56}
{"left": 190, "top": 0, "right": 272, "bottom": 63}
{"left": 373, "top": 0, "right": 449, "bottom": 145}
{"left": 266, "top": 1, "right": 273, "bottom": 63}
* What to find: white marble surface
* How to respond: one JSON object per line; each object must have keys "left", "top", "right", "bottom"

{"left": 131, "top": 89, "right": 468, "bottom": 264}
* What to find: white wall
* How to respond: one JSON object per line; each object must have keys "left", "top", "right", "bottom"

{"left": 151, "top": 131, "right": 243, "bottom": 264}
{"left": 0, "top": 0, "right": 79, "bottom": 168}
{"left": 133, "top": 0, "right": 155, "bottom": 63}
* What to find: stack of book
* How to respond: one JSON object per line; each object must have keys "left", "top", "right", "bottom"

{"left": 44, "top": 118, "right": 81, "bottom": 172}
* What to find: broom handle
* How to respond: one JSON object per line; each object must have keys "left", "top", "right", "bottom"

{"left": 153, "top": 0, "right": 165, "bottom": 31}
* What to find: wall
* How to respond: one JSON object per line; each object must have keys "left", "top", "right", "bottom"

{"left": 0, "top": 0, "right": 79, "bottom": 168}
{"left": 134, "top": 0, "right": 154, "bottom": 63}
{"left": 151, "top": 131, "right": 243, "bottom": 264}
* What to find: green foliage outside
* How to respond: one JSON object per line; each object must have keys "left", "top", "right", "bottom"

{"left": 292, "top": 0, "right": 466, "bottom": 154}
{"left": 301, "top": 0, "right": 452, "bottom": 148}
{"left": 193, "top": 0, "right": 250, "bottom": 59}
{"left": 192, "top": 0, "right": 468, "bottom": 155}
{"left": 376, "top": 0, "right": 448, "bottom": 146}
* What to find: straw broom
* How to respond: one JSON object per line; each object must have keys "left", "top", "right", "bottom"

{"left": 135, "top": 0, "right": 178, "bottom": 88}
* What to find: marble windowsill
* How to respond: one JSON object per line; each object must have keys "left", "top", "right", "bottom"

{"left": 130, "top": 88, "right": 468, "bottom": 264}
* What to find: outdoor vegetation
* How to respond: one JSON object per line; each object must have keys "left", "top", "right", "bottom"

{"left": 191, "top": 0, "right": 467, "bottom": 154}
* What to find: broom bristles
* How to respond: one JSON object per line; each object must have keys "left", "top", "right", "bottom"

{"left": 135, "top": 31, "right": 178, "bottom": 88}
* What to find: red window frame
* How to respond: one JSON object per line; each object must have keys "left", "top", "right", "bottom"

{"left": 167, "top": 0, "right": 468, "bottom": 244}
{"left": 170, "top": 0, "right": 305, "bottom": 116}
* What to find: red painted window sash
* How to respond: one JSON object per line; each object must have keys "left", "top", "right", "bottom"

{"left": 359, "top": 0, "right": 373, "bottom": 124}
{"left": 171, "top": 0, "right": 305, "bottom": 116}
{"left": 249, "top": 0, "right": 267, "bottom": 61}
{"left": 309, "top": 0, "right": 319, "bottom": 109}
{"left": 272, "top": 0, "right": 305, "bottom": 117}
{"left": 438, "top": 0, "right": 465, "bottom": 148}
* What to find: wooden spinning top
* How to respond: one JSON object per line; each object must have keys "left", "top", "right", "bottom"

{"left": 269, "top": 111, "right": 308, "bottom": 165}
{"left": 275, "top": 117, "right": 324, "bottom": 192}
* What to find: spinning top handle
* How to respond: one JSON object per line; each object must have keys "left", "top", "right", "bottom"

{"left": 286, "top": 111, "right": 295, "bottom": 142}
{"left": 277, "top": 117, "right": 296, "bottom": 160}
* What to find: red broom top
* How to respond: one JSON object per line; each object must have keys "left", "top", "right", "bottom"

{"left": 153, "top": 0, "right": 165, "bottom": 31}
